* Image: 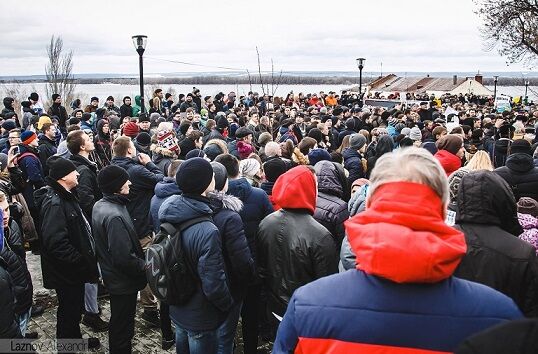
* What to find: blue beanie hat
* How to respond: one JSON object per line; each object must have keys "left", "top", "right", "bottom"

{"left": 308, "top": 148, "right": 331, "bottom": 166}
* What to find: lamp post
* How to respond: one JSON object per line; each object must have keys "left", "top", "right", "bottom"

{"left": 525, "top": 80, "right": 529, "bottom": 101}
{"left": 132, "top": 35, "right": 147, "bottom": 114}
{"left": 493, "top": 75, "right": 498, "bottom": 104}
{"left": 356, "top": 58, "right": 365, "bottom": 96}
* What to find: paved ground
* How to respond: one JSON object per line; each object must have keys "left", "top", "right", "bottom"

{"left": 26, "top": 252, "right": 273, "bottom": 353}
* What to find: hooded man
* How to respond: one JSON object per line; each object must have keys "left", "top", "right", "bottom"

{"left": 258, "top": 166, "right": 338, "bottom": 330}
{"left": 120, "top": 96, "right": 133, "bottom": 118}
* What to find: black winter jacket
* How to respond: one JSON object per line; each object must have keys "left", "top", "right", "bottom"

{"left": 456, "top": 319, "right": 538, "bottom": 354}
{"left": 0, "top": 221, "right": 32, "bottom": 315}
{"left": 313, "top": 161, "right": 349, "bottom": 248}
{"left": 70, "top": 154, "right": 101, "bottom": 220}
{"left": 37, "top": 135, "right": 57, "bottom": 176}
{"left": 111, "top": 156, "right": 164, "bottom": 238}
{"left": 495, "top": 153, "right": 538, "bottom": 201}
{"left": 92, "top": 194, "right": 147, "bottom": 295}
{"left": 34, "top": 178, "right": 99, "bottom": 289}
{"left": 0, "top": 258, "right": 20, "bottom": 338}
{"left": 209, "top": 191, "right": 254, "bottom": 301}
{"left": 257, "top": 209, "right": 338, "bottom": 316}
{"left": 454, "top": 171, "right": 538, "bottom": 316}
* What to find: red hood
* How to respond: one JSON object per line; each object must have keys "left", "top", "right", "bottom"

{"left": 434, "top": 150, "right": 461, "bottom": 176}
{"left": 273, "top": 166, "right": 317, "bottom": 214}
{"left": 346, "top": 181, "right": 466, "bottom": 283}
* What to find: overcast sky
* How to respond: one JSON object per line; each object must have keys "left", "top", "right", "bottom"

{"left": 0, "top": 0, "right": 532, "bottom": 76}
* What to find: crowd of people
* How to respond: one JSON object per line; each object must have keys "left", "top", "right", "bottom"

{"left": 1, "top": 86, "right": 538, "bottom": 353}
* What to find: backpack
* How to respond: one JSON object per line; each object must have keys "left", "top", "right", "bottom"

{"left": 146, "top": 216, "right": 212, "bottom": 306}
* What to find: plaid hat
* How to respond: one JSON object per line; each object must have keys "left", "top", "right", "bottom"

{"left": 156, "top": 130, "right": 180, "bottom": 154}
{"left": 122, "top": 122, "right": 139, "bottom": 138}
{"left": 21, "top": 131, "right": 37, "bottom": 145}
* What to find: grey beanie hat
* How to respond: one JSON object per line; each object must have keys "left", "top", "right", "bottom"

{"left": 349, "top": 133, "right": 367, "bottom": 151}
{"left": 211, "top": 161, "right": 228, "bottom": 191}
{"left": 409, "top": 127, "right": 422, "bottom": 141}
{"left": 401, "top": 127, "right": 411, "bottom": 137}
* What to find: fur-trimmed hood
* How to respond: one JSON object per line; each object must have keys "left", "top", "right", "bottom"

{"left": 208, "top": 190, "right": 243, "bottom": 213}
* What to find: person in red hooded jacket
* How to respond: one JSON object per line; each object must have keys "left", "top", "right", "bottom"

{"left": 273, "top": 147, "right": 522, "bottom": 354}
{"left": 257, "top": 165, "right": 338, "bottom": 335}
{"left": 434, "top": 134, "right": 464, "bottom": 176}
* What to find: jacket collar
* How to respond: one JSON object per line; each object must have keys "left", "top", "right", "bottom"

{"left": 102, "top": 193, "right": 130, "bottom": 205}
{"left": 46, "top": 177, "right": 78, "bottom": 201}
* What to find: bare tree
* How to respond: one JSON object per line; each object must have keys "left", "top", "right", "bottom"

{"left": 256, "top": 46, "right": 266, "bottom": 95}
{"left": 45, "top": 35, "right": 76, "bottom": 106}
{"left": 475, "top": 0, "right": 538, "bottom": 65}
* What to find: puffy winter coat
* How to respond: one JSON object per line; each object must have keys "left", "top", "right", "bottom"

{"left": 434, "top": 149, "right": 462, "bottom": 176}
{"left": 150, "top": 177, "right": 181, "bottom": 232}
{"left": 0, "top": 221, "right": 32, "bottom": 315}
{"left": 111, "top": 156, "right": 164, "bottom": 238}
{"left": 313, "top": 161, "right": 349, "bottom": 248}
{"left": 0, "top": 258, "right": 20, "bottom": 338}
{"left": 273, "top": 181, "right": 522, "bottom": 354}
{"left": 34, "top": 178, "right": 99, "bottom": 289}
{"left": 495, "top": 153, "right": 538, "bottom": 201}
{"left": 518, "top": 212, "right": 538, "bottom": 255}
{"left": 227, "top": 178, "right": 273, "bottom": 264}
{"left": 257, "top": 166, "right": 338, "bottom": 316}
{"left": 209, "top": 191, "right": 254, "bottom": 301}
{"left": 158, "top": 194, "right": 233, "bottom": 331}
{"left": 454, "top": 171, "right": 538, "bottom": 316}
{"left": 150, "top": 145, "right": 178, "bottom": 175}
{"left": 92, "top": 194, "right": 147, "bottom": 295}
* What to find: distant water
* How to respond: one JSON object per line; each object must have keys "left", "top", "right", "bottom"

{"left": 1, "top": 82, "right": 536, "bottom": 103}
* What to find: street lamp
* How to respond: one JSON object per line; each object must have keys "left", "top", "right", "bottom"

{"left": 493, "top": 75, "right": 498, "bottom": 103}
{"left": 525, "top": 80, "right": 529, "bottom": 101}
{"left": 356, "top": 58, "right": 365, "bottom": 96}
{"left": 132, "top": 35, "right": 148, "bottom": 114}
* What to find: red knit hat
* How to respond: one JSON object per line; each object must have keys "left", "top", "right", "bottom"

{"left": 122, "top": 122, "right": 140, "bottom": 138}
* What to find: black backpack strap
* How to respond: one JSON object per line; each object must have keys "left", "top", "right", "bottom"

{"left": 177, "top": 216, "right": 213, "bottom": 232}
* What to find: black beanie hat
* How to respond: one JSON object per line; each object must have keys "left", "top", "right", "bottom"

{"left": 211, "top": 161, "right": 228, "bottom": 191}
{"left": 263, "top": 158, "right": 288, "bottom": 182}
{"left": 81, "top": 112, "right": 92, "bottom": 122}
{"left": 217, "top": 116, "right": 229, "bottom": 130}
{"left": 98, "top": 165, "right": 129, "bottom": 194}
{"left": 135, "top": 132, "right": 152, "bottom": 147}
{"left": 47, "top": 156, "right": 77, "bottom": 180}
{"left": 179, "top": 122, "right": 192, "bottom": 136}
{"left": 175, "top": 157, "right": 214, "bottom": 195}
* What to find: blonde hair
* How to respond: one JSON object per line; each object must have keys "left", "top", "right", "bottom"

{"left": 465, "top": 150, "right": 493, "bottom": 171}
{"left": 368, "top": 147, "right": 449, "bottom": 206}
{"left": 0, "top": 191, "right": 6, "bottom": 203}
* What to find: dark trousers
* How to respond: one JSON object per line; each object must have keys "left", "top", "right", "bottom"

{"left": 109, "top": 293, "right": 138, "bottom": 354}
{"left": 159, "top": 301, "right": 174, "bottom": 341}
{"left": 56, "top": 284, "right": 84, "bottom": 340}
{"left": 241, "top": 284, "right": 261, "bottom": 354}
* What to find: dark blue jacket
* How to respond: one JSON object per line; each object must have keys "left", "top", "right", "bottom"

{"left": 17, "top": 144, "right": 45, "bottom": 209}
{"left": 274, "top": 270, "right": 522, "bottom": 354}
{"left": 150, "top": 177, "right": 181, "bottom": 233}
{"left": 112, "top": 156, "right": 164, "bottom": 238}
{"left": 209, "top": 191, "right": 254, "bottom": 301}
{"left": 158, "top": 194, "right": 233, "bottom": 331}
{"left": 342, "top": 147, "right": 364, "bottom": 189}
{"left": 227, "top": 178, "right": 273, "bottom": 263}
